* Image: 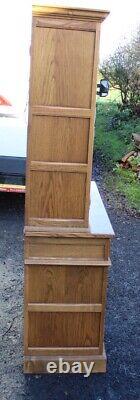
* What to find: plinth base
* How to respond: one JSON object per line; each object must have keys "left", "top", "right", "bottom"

{"left": 24, "top": 345, "right": 107, "bottom": 374}
{"left": 24, "top": 184, "right": 114, "bottom": 375}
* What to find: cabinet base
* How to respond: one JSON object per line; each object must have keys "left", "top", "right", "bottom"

{"left": 24, "top": 346, "right": 106, "bottom": 374}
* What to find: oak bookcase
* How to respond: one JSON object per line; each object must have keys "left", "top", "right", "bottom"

{"left": 24, "top": 4, "right": 114, "bottom": 374}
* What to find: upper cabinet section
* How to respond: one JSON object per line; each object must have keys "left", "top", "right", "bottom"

{"left": 25, "top": 5, "right": 109, "bottom": 228}
{"left": 30, "top": 6, "right": 109, "bottom": 109}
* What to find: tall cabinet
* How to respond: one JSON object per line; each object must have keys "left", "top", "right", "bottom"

{"left": 24, "top": 5, "right": 114, "bottom": 374}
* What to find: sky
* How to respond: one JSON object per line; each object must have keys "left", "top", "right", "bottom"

{"left": 0, "top": 0, "right": 139, "bottom": 113}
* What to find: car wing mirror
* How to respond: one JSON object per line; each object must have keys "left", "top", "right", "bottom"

{"left": 97, "top": 79, "right": 109, "bottom": 97}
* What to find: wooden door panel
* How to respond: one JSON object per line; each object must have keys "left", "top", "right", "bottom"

{"left": 29, "top": 171, "right": 86, "bottom": 219}
{"left": 31, "top": 27, "right": 95, "bottom": 108}
{"left": 28, "top": 312, "right": 100, "bottom": 347}
{"left": 26, "top": 265, "right": 103, "bottom": 303}
{"left": 30, "top": 116, "right": 89, "bottom": 163}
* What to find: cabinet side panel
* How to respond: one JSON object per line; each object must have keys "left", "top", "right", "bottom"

{"left": 30, "top": 116, "right": 89, "bottom": 163}
{"left": 28, "top": 312, "right": 100, "bottom": 347}
{"left": 26, "top": 237, "right": 106, "bottom": 259}
{"left": 26, "top": 265, "right": 103, "bottom": 303}
{"left": 31, "top": 27, "right": 95, "bottom": 108}
{"left": 29, "top": 171, "right": 86, "bottom": 220}
{"left": 25, "top": 17, "right": 101, "bottom": 227}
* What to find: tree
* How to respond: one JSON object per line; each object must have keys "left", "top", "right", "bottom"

{"left": 100, "top": 27, "right": 140, "bottom": 113}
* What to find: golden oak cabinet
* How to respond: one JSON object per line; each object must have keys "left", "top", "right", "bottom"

{"left": 25, "top": 4, "right": 109, "bottom": 228}
{"left": 24, "top": 5, "right": 114, "bottom": 374}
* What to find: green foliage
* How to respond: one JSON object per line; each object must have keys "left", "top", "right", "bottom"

{"left": 100, "top": 27, "right": 140, "bottom": 113}
{"left": 95, "top": 99, "right": 140, "bottom": 167}
{"left": 129, "top": 156, "right": 140, "bottom": 167}
{"left": 114, "top": 165, "right": 137, "bottom": 183}
{"left": 106, "top": 169, "right": 140, "bottom": 211}
{"left": 113, "top": 166, "right": 140, "bottom": 211}
{"left": 95, "top": 95, "right": 140, "bottom": 211}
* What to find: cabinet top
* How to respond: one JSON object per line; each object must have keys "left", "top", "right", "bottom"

{"left": 24, "top": 182, "right": 115, "bottom": 239}
{"left": 32, "top": 4, "right": 109, "bottom": 22}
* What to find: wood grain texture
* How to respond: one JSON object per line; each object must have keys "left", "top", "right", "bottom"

{"left": 27, "top": 346, "right": 100, "bottom": 356}
{"left": 36, "top": 17, "right": 97, "bottom": 31}
{"left": 29, "top": 171, "right": 86, "bottom": 220}
{"left": 25, "top": 9, "right": 105, "bottom": 227}
{"left": 29, "top": 218, "right": 85, "bottom": 228}
{"left": 25, "top": 237, "right": 106, "bottom": 260}
{"left": 29, "top": 115, "right": 89, "bottom": 163}
{"left": 30, "top": 161, "right": 87, "bottom": 173}
{"left": 32, "top": 5, "right": 109, "bottom": 22}
{"left": 31, "top": 27, "right": 95, "bottom": 108}
{"left": 26, "top": 265, "right": 103, "bottom": 303}
{"left": 25, "top": 257, "right": 111, "bottom": 266}
{"left": 24, "top": 7, "right": 111, "bottom": 371}
{"left": 28, "top": 312, "right": 100, "bottom": 347}
{"left": 32, "top": 106, "right": 92, "bottom": 117}
{"left": 27, "top": 304, "right": 102, "bottom": 313}
{"left": 99, "top": 267, "right": 108, "bottom": 353}
{"left": 25, "top": 182, "right": 115, "bottom": 236}
{"left": 24, "top": 256, "right": 29, "bottom": 354}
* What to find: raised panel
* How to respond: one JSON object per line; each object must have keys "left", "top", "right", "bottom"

{"left": 26, "top": 265, "right": 103, "bottom": 303}
{"left": 29, "top": 171, "right": 86, "bottom": 220}
{"left": 31, "top": 27, "right": 95, "bottom": 108}
{"left": 30, "top": 116, "right": 89, "bottom": 163}
{"left": 25, "top": 237, "right": 105, "bottom": 259}
{"left": 28, "top": 312, "right": 100, "bottom": 347}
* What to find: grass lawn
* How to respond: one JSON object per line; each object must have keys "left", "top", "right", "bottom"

{"left": 94, "top": 89, "right": 140, "bottom": 212}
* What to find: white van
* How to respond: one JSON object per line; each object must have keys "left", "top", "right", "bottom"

{"left": 0, "top": 105, "right": 27, "bottom": 193}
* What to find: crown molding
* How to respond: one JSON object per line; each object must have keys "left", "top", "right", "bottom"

{"left": 32, "top": 5, "right": 109, "bottom": 22}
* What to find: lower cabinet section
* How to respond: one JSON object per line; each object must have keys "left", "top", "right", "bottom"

{"left": 24, "top": 256, "right": 110, "bottom": 373}
{"left": 24, "top": 183, "right": 114, "bottom": 373}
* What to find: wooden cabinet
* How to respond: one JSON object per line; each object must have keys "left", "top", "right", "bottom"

{"left": 24, "top": 5, "right": 113, "bottom": 375}
{"left": 25, "top": 5, "right": 109, "bottom": 228}
{"left": 24, "top": 182, "right": 114, "bottom": 373}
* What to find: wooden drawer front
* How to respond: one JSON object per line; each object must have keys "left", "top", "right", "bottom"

{"left": 26, "top": 265, "right": 103, "bottom": 303}
{"left": 29, "top": 171, "right": 86, "bottom": 221}
{"left": 25, "top": 237, "right": 106, "bottom": 260}
{"left": 31, "top": 27, "right": 95, "bottom": 108}
{"left": 28, "top": 312, "right": 100, "bottom": 347}
{"left": 30, "top": 116, "right": 89, "bottom": 164}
